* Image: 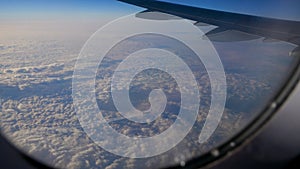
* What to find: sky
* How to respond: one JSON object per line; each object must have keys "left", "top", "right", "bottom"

{"left": 0, "top": 0, "right": 299, "bottom": 20}
{"left": 0, "top": 0, "right": 141, "bottom": 20}
{"left": 0, "top": 0, "right": 299, "bottom": 42}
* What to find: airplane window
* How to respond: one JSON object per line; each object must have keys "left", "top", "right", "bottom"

{"left": 0, "top": 0, "right": 299, "bottom": 169}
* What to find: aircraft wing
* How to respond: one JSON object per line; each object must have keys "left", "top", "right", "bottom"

{"left": 118, "top": 0, "right": 300, "bottom": 47}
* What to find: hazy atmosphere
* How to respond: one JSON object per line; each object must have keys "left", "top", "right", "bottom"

{"left": 0, "top": 0, "right": 299, "bottom": 169}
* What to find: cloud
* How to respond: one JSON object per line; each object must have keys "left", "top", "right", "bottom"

{"left": 0, "top": 36, "right": 289, "bottom": 169}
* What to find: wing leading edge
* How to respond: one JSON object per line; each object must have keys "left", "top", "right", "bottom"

{"left": 118, "top": 0, "right": 300, "bottom": 46}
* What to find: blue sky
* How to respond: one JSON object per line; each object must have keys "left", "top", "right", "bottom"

{"left": 0, "top": 0, "right": 299, "bottom": 20}
{"left": 0, "top": 0, "right": 141, "bottom": 19}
